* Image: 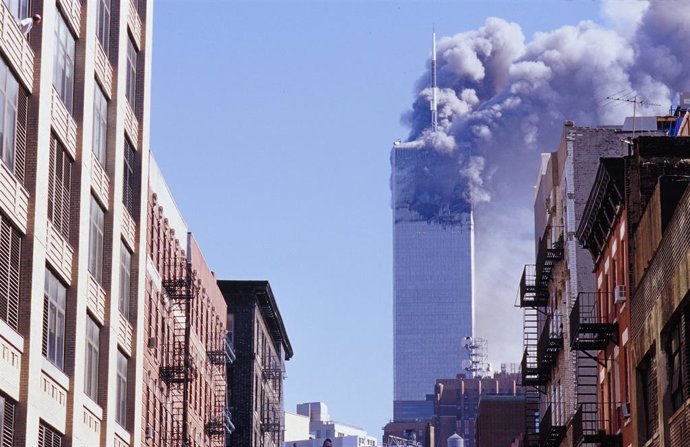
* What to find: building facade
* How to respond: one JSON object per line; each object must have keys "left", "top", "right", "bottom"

{"left": 518, "top": 123, "right": 628, "bottom": 447}
{"left": 576, "top": 157, "right": 633, "bottom": 447}
{"left": 283, "top": 402, "right": 378, "bottom": 447}
{"left": 0, "top": 0, "right": 153, "bottom": 445}
{"left": 432, "top": 371, "right": 521, "bottom": 447}
{"left": 391, "top": 145, "right": 474, "bottom": 418}
{"left": 475, "top": 395, "right": 525, "bottom": 447}
{"left": 141, "top": 156, "right": 231, "bottom": 447}
{"left": 219, "top": 280, "right": 293, "bottom": 447}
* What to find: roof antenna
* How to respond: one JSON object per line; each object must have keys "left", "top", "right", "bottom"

{"left": 606, "top": 94, "right": 661, "bottom": 138}
{"left": 431, "top": 28, "right": 438, "bottom": 132}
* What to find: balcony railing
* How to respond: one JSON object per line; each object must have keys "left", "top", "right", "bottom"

{"left": 519, "top": 264, "right": 548, "bottom": 307}
{"left": 521, "top": 348, "right": 548, "bottom": 387}
{"left": 572, "top": 403, "right": 623, "bottom": 447}
{"left": 570, "top": 293, "right": 618, "bottom": 350}
{"left": 539, "top": 404, "right": 567, "bottom": 447}
{"left": 537, "top": 320, "right": 563, "bottom": 369}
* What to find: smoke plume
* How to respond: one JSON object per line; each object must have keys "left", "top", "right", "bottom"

{"left": 398, "top": 0, "right": 690, "bottom": 364}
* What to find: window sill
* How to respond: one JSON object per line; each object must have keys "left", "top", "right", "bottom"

{"left": 83, "top": 396, "right": 103, "bottom": 420}
{"left": 42, "top": 357, "right": 70, "bottom": 391}
{"left": 114, "top": 423, "right": 130, "bottom": 444}
{"left": 0, "top": 319, "right": 23, "bottom": 351}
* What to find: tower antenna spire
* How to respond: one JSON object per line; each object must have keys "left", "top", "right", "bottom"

{"left": 431, "top": 28, "right": 438, "bottom": 132}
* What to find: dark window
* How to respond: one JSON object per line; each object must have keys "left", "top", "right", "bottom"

{"left": 92, "top": 86, "right": 108, "bottom": 167}
{"left": 88, "top": 197, "right": 105, "bottom": 283}
{"left": 38, "top": 423, "right": 62, "bottom": 447}
{"left": 116, "top": 351, "right": 128, "bottom": 427}
{"left": 667, "top": 319, "right": 685, "bottom": 412}
{"left": 3, "top": 0, "right": 28, "bottom": 23}
{"left": 84, "top": 316, "right": 100, "bottom": 402}
{"left": 0, "top": 217, "right": 20, "bottom": 330}
{"left": 122, "top": 140, "right": 137, "bottom": 216}
{"left": 639, "top": 353, "right": 657, "bottom": 442}
{"left": 52, "top": 12, "right": 75, "bottom": 113}
{"left": 96, "top": 0, "right": 111, "bottom": 54}
{"left": 43, "top": 269, "right": 66, "bottom": 370}
{"left": 125, "top": 38, "right": 137, "bottom": 110}
{"left": 0, "top": 395, "right": 15, "bottom": 447}
{"left": 47, "top": 137, "right": 72, "bottom": 240}
{"left": 0, "top": 60, "right": 19, "bottom": 173}
{"left": 119, "top": 242, "right": 131, "bottom": 319}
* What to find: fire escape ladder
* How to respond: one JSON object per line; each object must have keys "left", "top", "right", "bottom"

{"left": 522, "top": 307, "right": 548, "bottom": 388}
{"left": 524, "top": 387, "right": 540, "bottom": 447}
{"left": 159, "top": 258, "right": 198, "bottom": 447}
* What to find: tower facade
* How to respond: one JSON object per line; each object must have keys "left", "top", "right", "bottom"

{"left": 391, "top": 145, "right": 474, "bottom": 417}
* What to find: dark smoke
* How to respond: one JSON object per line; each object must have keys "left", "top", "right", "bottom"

{"left": 397, "top": 0, "right": 690, "bottom": 364}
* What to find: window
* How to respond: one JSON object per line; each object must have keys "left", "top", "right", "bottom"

{"left": 119, "top": 242, "right": 131, "bottom": 318}
{"left": 638, "top": 353, "right": 657, "bottom": 442}
{"left": 0, "top": 394, "right": 15, "bottom": 447}
{"left": 0, "top": 217, "right": 20, "bottom": 330}
{"left": 48, "top": 137, "right": 72, "bottom": 240}
{"left": 666, "top": 319, "right": 685, "bottom": 412}
{"left": 122, "top": 140, "right": 137, "bottom": 216}
{"left": 116, "top": 351, "right": 128, "bottom": 427}
{"left": 38, "top": 423, "right": 62, "bottom": 447}
{"left": 88, "top": 197, "right": 105, "bottom": 283}
{"left": 0, "top": 60, "right": 19, "bottom": 173}
{"left": 84, "top": 316, "right": 100, "bottom": 402}
{"left": 125, "top": 38, "right": 137, "bottom": 109}
{"left": 43, "top": 269, "right": 66, "bottom": 370}
{"left": 96, "top": 0, "right": 111, "bottom": 54}
{"left": 3, "top": 0, "right": 28, "bottom": 23}
{"left": 92, "top": 86, "right": 108, "bottom": 167}
{"left": 53, "top": 12, "right": 75, "bottom": 113}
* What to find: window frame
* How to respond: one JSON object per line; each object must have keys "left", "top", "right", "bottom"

{"left": 122, "top": 140, "right": 137, "bottom": 216}
{"left": 96, "top": 0, "right": 111, "bottom": 55}
{"left": 116, "top": 351, "right": 128, "bottom": 427}
{"left": 52, "top": 11, "right": 76, "bottom": 114}
{"left": 119, "top": 241, "right": 131, "bottom": 319}
{"left": 47, "top": 137, "right": 72, "bottom": 240}
{"left": 125, "top": 38, "right": 137, "bottom": 110}
{"left": 0, "top": 60, "right": 19, "bottom": 173}
{"left": 92, "top": 85, "right": 108, "bottom": 167}
{"left": 87, "top": 196, "right": 105, "bottom": 283}
{"left": 84, "top": 316, "right": 100, "bottom": 403}
{"left": 3, "top": 0, "right": 28, "bottom": 23}
{"left": 43, "top": 269, "right": 67, "bottom": 371}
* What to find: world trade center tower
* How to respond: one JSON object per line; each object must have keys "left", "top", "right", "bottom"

{"left": 391, "top": 144, "right": 475, "bottom": 421}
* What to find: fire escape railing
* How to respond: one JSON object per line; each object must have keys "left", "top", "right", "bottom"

{"left": 570, "top": 292, "right": 619, "bottom": 351}
{"left": 537, "top": 318, "right": 563, "bottom": 370}
{"left": 573, "top": 402, "right": 623, "bottom": 447}
{"left": 539, "top": 403, "right": 567, "bottom": 447}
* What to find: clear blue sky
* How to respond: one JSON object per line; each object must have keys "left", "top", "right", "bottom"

{"left": 151, "top": 0, "right": 605, "bottom": 438}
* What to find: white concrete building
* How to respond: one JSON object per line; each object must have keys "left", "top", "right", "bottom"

{"left": 284, "top": 402, "right": 378, "bottom": 447}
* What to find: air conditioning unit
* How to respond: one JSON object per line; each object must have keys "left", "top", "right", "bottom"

{"left": 145, "top": 425, "right": 155, "bottom": 439}
{"left": 614, "top": 285, "right": 626, "bottom": 304}
{"left": 147, "top": 336, "right": 157, "bottom": 349}
{"left": 621, "top": 402, "right": 631, "bottom": 418}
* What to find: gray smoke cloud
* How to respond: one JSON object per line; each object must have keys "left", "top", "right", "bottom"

{"left": 398, "top": 0, "right": 690, "bottom": 365}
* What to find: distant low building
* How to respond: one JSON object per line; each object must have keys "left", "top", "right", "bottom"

{"left": 284, "top": 402, "right": 378, "bottom": 447}
{"left": 475, "top": 395, "right": 525, "bottom": 447}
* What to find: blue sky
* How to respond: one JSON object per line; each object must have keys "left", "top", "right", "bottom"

{"left": 151, "top": 0, "right": 606, "bottom": 438}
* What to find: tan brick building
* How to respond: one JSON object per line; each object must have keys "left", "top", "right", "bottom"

{"left": 0, "top": 0, "right": 155, "bottom": 445}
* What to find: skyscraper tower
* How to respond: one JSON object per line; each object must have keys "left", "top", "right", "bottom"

{"left": 391, "top": 32, "right": 475, "bottom": 421}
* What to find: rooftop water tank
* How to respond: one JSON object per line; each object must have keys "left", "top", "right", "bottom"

{"left": 447, "top": 433, "right": 464, "bottom": 447}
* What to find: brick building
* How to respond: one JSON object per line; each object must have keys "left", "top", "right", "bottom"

{"left": 218, "top": 280, "right": 293, "bottom": 447}
{"left": 576, "top": 157, "right": 633, "bottom": 446}
{"left": 475, "top": 395, "right": 525, "bottom": 447}
{"left": 518, "top": 123, "right": 629, "bottom": 447}
{"left": 0, "top": 0, "right": 154, "bottom": 445}
{"left": 141, "top": 156, "right": 231, "bottom": 447}
{"left": 433, "top": 371, "right": 522, "bottom": 447}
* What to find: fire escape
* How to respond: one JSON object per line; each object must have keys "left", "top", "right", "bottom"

{"left": 160, "top": 258, "right": 197, "bottom": 447}
{"left": 206, "top": 332, "right": 236, "bottom": 445}
{"left": 518, "top": 226, "right": 564, "bottom": 447}
{"left": 260, "top": 352, "right": 284, "bottom": 441}
{"left": 570, "top": 292, "right": 621, "bottom": 447}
